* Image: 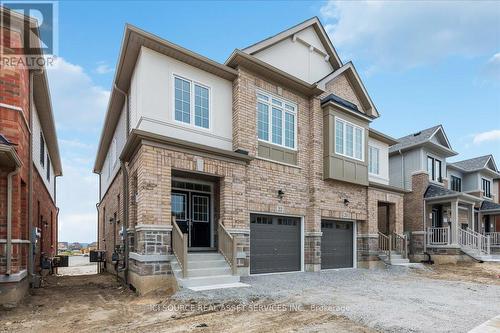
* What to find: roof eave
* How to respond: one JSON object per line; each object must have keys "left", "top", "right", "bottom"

{"left": 225, "top": 50, "right": 324, "bottom": 96}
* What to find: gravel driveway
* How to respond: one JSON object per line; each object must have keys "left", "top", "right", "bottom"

{"left": 174, "top": 265, "right": 500, "bottom": 333}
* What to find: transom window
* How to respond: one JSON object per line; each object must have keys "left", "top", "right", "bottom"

{"left": 450, "top": 175, "right": 462, "bottom": 192}
{"left": 174, "top": 76, "right": 210, "bottom": 129}
{"left": 368, "top": 146, "right": 379, "bottom": 175}
{"left": 335, "top": 118, "right": 364, "bottom": 161}
{"left": 427, "top": 156, "right": 442, "bottom": 182}
{"left": 482, "top": 178, "right": 491, "bottom": 198}
{"left": 257, "top": 92, "right": 296, "bottom": 149}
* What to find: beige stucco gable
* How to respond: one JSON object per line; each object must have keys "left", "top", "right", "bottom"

{"left": 249, "top": 26, "right": 334, "bottom": 84}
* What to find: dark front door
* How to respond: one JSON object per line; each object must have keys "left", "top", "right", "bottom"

{"left": 172, "top": 190, "right": 211, "bottom": 248}
{"left": 250, "top": 214, "right": 301, "bottom": 274}
{"left": 321, "top": 220, "right": 353, "bottom": 269}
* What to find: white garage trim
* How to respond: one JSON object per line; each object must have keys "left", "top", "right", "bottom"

{"left": 248, "top": 211, "right": 304, "bottom": 276}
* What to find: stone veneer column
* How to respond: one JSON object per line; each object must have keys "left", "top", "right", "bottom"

{"left": 128, "top": 145, "right": 175, "bottom": 294}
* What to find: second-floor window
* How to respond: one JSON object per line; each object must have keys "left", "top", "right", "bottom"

{"left": 46, "top": 155, "right": 50, "bottom": 181}
{"left": 450, "top": 175, "right": 461, "bottom": 192}
{"left": 368, "top": 146, "right": 379, "bottom": 175}
{"left": 335, "top": 118, "right": 364, "bottom": 161}
{"left": 174, "top": 76, "right": 210, "bottom": 129}
{"left": 40, "top": 132, "right": 45, "bottom": 167}
{"left": 257, "top": 92, "right": 296, "bottom": 149}
{"left": 482, "top": 178, "right": 491, "bottom": 198}
{"left": 427, "top": 156, "right": 442, "bottom": 182}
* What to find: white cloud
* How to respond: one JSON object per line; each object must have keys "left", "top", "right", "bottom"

{"left": 473, "top": 130, "right": 500, "bottom": 144}
{"left": 46, "top": 58, "right": 106, "bottom": 243}
{"left": 478, "top": 52, "right": 500, "bottom": 84}
{"left": 320, "top": 1, "right": 500, "bottom": 70}
{"left": 95, "top": 61, "right": 114, "bottom": 74}
{"left": 47, "top": 57, "right": 110, "bottom": 131}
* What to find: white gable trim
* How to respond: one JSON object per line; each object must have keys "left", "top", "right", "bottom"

{"left": 242, "top": 17, "right": 342, "bottom": 69}
{"left": 429, "top": 126, "right": 453, "bottom": 151}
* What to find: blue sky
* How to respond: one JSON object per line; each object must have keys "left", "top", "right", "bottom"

{"left": 44, "top": 1, "right": 499, "bottom": 242}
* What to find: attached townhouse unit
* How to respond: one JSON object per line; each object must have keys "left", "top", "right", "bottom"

{"left": 0, "top": 8, "right": 62, "bottom": 304}
{"left": 389, "top": 125, "right": 500, "bottom": 263}
{"left": 94, "top": 17, "right": 408, "bottom": 293}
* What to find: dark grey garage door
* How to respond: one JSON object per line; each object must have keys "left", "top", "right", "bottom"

{"left": 250, "top": 214, "right": 301, "bottom": 274}
{"left": 321, "top": 220, "right": 353, "bottom": 269}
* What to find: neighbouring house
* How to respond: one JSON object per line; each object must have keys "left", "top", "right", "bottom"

{"left": 0, "top": 7, "right": 62, "bottom": 305}
{"left": 93, "top": 17, "right": 407, "bottom": 293}
{"left": 389, "top": 125, "right": 500, "bottom": 262}
{"left": 447, "top": 155, "right": 500, "bottom": 252}
{"left": 58, "top": 242, "right": 69, "bottom": 251}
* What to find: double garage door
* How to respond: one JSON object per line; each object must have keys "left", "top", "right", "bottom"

{"left": 250, "top": 214, "right": 354, "bottom": 274}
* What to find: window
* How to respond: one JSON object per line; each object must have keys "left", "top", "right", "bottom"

{"left": 46, "top": 155, "right": 50, "bottom": 181}
{"left": 195, "top": 85, "right": 209, "bottom": 128}
{"left": 171, "top": 193, "right": 187, "bottom": 220}
{"left": 40, "top": 132, "right": 45, "bottom": 167}
{"left": 334, "top": 118, "right": 365, "bottom": 161}
{"left": 256, "top": 92, "right": 296, "bottom": 149}
{"left": 482, "top": 178, "right": 491, "bottom": 198}
{"left": 111, "top": 138, "right": 117, "bottom": 168}
{"left": 427, "top": 156, "right": 442, "bottom": 182}
{"left": 450, "top": 175, "right": 462, "bottom": 192}
{"left": 174, "top": 77, "right": 191, "bottom": 124}
{"left": 174, "top": 76, "right": 210, "bottom": 129}
{"left": 368, "top": 146, "right": 379, "bottom": 175}
{"left": 192, "top": 195, "right": 209, "bottom": 222}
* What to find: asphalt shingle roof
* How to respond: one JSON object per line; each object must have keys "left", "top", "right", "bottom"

{"left": 449, "top": 155, "right": 496, "bottom": 172}
{"left": 424, "top": 183, "right": 458, "bottom": 198}
{"left": 0, "top": 134, "right": 12, "bottom": 145}
{"left": 389, "top": 125, "right": 442, "bottom": 153}
{"left": 481, "top": 200, "right": 500, "bottom": 211}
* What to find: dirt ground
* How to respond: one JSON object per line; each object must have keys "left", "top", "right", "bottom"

{"left": 0, "top": 274, "right": 373, "bottom": 333}
{"left": 415, "top": 262, "right": 500, "bottom": 285}
{"left": 0, "top": 263, "right": 499, "bottom": 333}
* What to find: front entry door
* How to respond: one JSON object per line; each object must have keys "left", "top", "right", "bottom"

{"left": 172, "top": 190, "right": 211, "bottom": 248}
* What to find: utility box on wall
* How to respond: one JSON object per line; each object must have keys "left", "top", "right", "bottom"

{"left": 90, "top": 250, "right": 106, "bottom": 262}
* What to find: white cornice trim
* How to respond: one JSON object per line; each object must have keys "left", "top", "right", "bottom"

{"left": 0, "top": 269, "right": 27, "bottom": 283}
{"left": 134, "top": 224, "right": 173, "bottom": 232}
{"left": 129, "top": 252, "right": 172, "bottom": 262}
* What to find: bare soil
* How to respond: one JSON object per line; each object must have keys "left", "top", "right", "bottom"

{"left": 416, "top": 262, "right": 500, "bottom": 285}
{"left": 1, "top": 263, "right": 499, "bottom": 332}
{"left": 0, "top": 274, "right": 373, "bottom": 333}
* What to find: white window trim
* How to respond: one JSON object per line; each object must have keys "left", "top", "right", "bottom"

{"left": 334, "top": 116, "right": 365, "bottom": 162}
{"left": 482, "top": 178, "right": 492, "bottom": 198}
{"left": 172, "top": 74, "right": 212, "bottom": 132}
{"left": 255, "top": 90, "right": 298, "bottom": 151}
{"left": 368, "top": 145, "right": 379, "bottom": 175}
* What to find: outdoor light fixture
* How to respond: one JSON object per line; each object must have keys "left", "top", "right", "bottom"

{"left": 278, "top": 189, "right": 285, "bottom": 199}
{"left": 344, "top": 199, "right": 350, "bottom": 206}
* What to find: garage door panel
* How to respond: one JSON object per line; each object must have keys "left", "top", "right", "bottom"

{"left": 321, "top": 220, "right": 353, "bottom": 269}
{"left": 250, "top": 214, "right": 301, "bottom": 274}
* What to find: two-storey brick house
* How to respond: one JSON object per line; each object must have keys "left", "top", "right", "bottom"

{"left": 94, "top": 18, "right": 406, "bottom": 293}
{"left": 0, "top": 7, "right": 62, "bottom": 305}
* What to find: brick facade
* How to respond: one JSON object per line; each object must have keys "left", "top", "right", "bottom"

{"left": 0, "top": 26, "right": 59, "bottom": 305}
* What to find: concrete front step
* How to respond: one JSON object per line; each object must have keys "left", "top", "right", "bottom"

{"left": 172, "top": 259, "right": 228, "bottom": 269}
{"left": 172, "top": 252, "right": 241, "bottom": 289}
{"left": 177, "top": 274, "right": 241, "bottom": 288}
{"left": 187, "top": 253, "right": 224, "bottom": 261}
{"left": 174, "top": 267, "right": 232, "bottom": 278}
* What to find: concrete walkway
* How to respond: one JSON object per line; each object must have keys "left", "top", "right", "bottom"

{"left": 468, "top": 314, "right": 500, "bottom": 333}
